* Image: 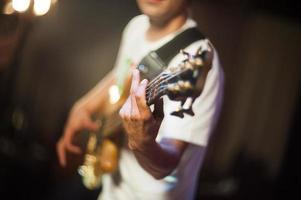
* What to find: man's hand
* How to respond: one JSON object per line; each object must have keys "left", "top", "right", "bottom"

{"left": 56, "top": 104, "right": 99, "bottom": 167}
{"left": 119, "top": 69, "right": 188, "bottom": 179}
{"left": 119, "top": 69, "right": 164, "bottom": 151}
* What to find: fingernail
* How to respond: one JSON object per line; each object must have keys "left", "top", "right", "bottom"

{"left": 141, "top": 79, "right": 148, "bottom": 85}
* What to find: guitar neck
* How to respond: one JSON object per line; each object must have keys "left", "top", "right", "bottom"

{"left": 145, "top": 67, "right": 190, "bottom": 105}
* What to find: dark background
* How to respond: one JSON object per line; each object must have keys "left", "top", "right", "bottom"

{"left": 0, "top": 0, "right": 300, "bottom": 199}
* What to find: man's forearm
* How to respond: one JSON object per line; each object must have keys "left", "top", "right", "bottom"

{"left": 131, "top": 138, "right": 187, "bottom": 179}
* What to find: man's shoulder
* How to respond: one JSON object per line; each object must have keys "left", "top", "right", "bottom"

{"left": 120, "top": 15, "right": 148, "bottom": 40}
{"left": 123, "top": 15, "right": 148, "bottom": 34}
{"left": 127, "top": 15, "right": 148, "bottom": 26}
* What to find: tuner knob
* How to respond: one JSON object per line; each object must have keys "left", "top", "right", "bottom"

{"left": 178, "top": 80, "right": 185, "bottom": 87}
{"left": 178, "top": 80, "right": 190, "bottom": 89}
{"left": 184, "top": 61, "right": 193, "bottom": 69}
{"left": 183, "top": 81, "right": 193, "bottom": 90}
{"left": 178, "top": 81, "right": 193, "bottom": 90}
{"left": 194, "top": 58, "right": 203, "bottom": 68}
{"left": 167, "top": 81, "right": 193, "bottom": 92}
{"left": 167, "top": 83, "right": 181, "bottom": 92}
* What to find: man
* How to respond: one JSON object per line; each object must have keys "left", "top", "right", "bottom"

{"left": 57, "top": 0, "right": 224, "bottom": 199}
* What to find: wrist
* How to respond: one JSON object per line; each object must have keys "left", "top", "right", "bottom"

{"left": 127, "top": 134, "right": 157, "bottom": 152}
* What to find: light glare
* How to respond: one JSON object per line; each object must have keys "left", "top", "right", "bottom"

{"left": 3, "top": 2, "right": 15, "bottom": 15}
{"left": 33, "top": 0, "right": 51, "bottom": 16}
{"left": 12, "top": 0, "right": 31, "bottom": 12}
{"left": 109, "top": 85, "right": 121, "bottom": 104}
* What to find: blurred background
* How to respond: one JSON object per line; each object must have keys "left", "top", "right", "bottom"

{"left": 0, "top": 0, "right": 300, "bottom": 199}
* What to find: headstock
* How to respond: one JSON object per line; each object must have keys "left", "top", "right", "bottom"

{"left": 145, "top": 40, "right": 213, "bottom": 118}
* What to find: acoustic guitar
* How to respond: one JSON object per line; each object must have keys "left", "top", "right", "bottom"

{"left": 78, "top": 40, "right": 213, "bottom": 189}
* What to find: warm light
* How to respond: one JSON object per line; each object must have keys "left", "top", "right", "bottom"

{"left": 12, "top": 0, "right": 31, "bottom": 12}
{"left": 3, "top": 2, "right": 15, "bottom": 15}
{"left": 109, "top": 85, "right": 121, "bottom": 104}
{"left": 33, "top": 0, "right": 51, "bottom": 16}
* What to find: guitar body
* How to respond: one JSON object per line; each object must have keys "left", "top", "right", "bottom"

{"left": 78, "top": 78, "right": 131, "bottom": 190}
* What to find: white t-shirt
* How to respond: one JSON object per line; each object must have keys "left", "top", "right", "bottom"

{"left": 99, "top": 15, "right": 224, "bottom": 200}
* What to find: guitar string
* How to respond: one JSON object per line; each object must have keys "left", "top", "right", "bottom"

{"left": 146, "top": 67, "right": 185, "bottom": 94}
{"left": 145, "top": 71, "right": 169, "bottom": 91}
{"left": 145, "top": 61, "right": 197, "bottom": 95}
{"left": 146, "top": 69, "right": 188, "bottom": 103}
{"left": 144, "top": 61, "right": 188, "bottom": 92}
{"left": 145, "top": 56, "right": 198, "bottom": 92}
{"left": 146, "top": 67, "right": 191, "bottom": 102}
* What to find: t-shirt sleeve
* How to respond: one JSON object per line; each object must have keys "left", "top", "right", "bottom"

{"left": 156, "top": 40, "right": 224, "bottom": 147}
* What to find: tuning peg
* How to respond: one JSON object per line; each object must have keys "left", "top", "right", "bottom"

{"left": 178, "top": 80, "right": 193, "bottom": 90}
{"left": 167, "top": 83, "right": 181, "bottom": 92}
{"left": 194, "top": 57, "right": 204, "bottom": 68}
{"left": 167, "top": 81, "right": 193, "bottom": 93}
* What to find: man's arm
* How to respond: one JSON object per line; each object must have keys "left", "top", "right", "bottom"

{"left": 133, "top": 138, "right": 188, "bottom": 179}
{"left": 119, "top": 69, "right": 188, "bottom": 179}
{"left": 57, "top": 70, "right": 116, "bottom": 166}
